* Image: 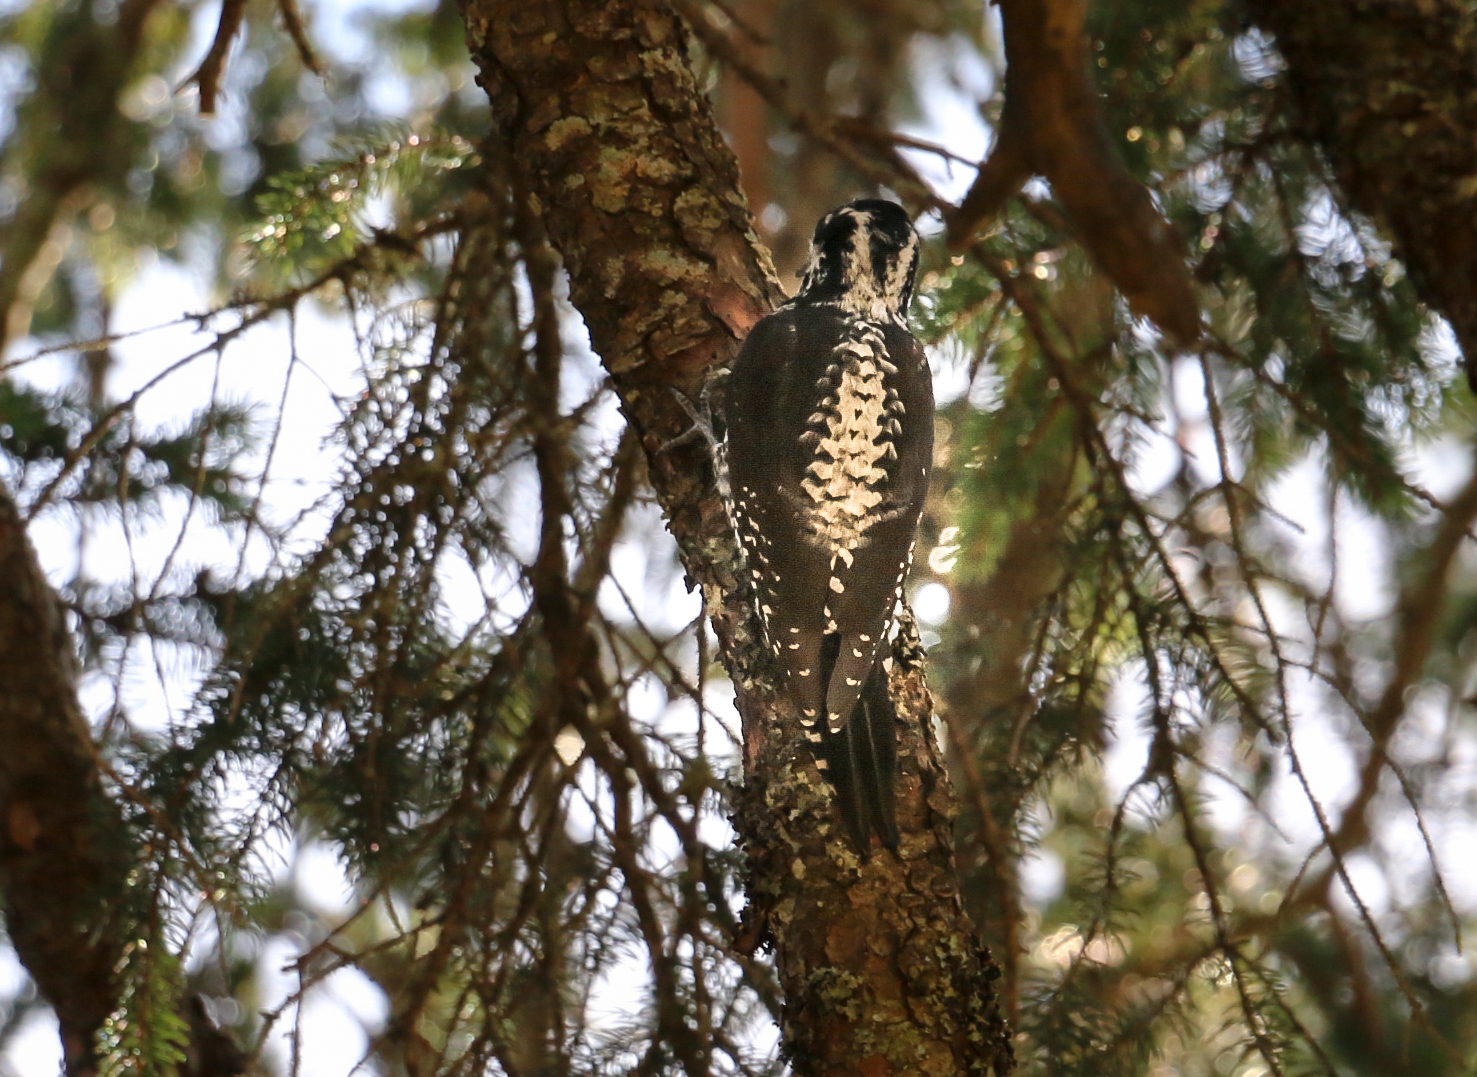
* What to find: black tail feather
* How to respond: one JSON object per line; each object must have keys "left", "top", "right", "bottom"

{"left": 861, "top": 665, "right": 900, "bottom": 849}
{"left": 817, "top": 655, "right": 899, "bottom": 856}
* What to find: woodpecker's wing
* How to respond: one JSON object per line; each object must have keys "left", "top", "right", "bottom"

{"left": 722, "top": 304, "right": 933, "bottom": 743}
{"left": 722, "top": 307, "right": 840, "bottom": 728}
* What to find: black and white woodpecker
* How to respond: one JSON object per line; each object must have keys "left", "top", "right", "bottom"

{"left": 721, "top": 199, "right": 934, "bottom": 852}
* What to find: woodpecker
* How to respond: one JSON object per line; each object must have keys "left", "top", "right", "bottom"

{"left": 721, "top": 199, "right": 933, "bottom": 852}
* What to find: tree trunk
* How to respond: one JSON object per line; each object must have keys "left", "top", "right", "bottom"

{"left": 0, "top": 484, "right": 132, "bottom": 1076}
{"left": 455, "top": 1, "right": 1014, "bottom": 1072}
{"left": 1243, "top": 0, "right": 1477, "bottom": 387}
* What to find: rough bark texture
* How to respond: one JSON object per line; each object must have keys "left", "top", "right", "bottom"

{"left": 456, "top": 1, "right": 1013, "bottom": 1072}
{"left": 0, "top": 484, "right": 132, "bottom": 1075}
{"left": 1242, "top": 0, "right": 1477, "bottom": 388}
{"left": 947, "top": 0, "right": 1200, "bottom": 345}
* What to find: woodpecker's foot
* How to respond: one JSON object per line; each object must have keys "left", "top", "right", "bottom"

{"left": 660, "top": 388, "right": 720, "bottom": 455}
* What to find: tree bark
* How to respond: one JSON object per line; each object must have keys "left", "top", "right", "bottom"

{"left": 455, "top": 1, "right": 1014, "bottom": 1072}
{"left": 0, "top": 7, "right": 258, "bottom": 1064}
{"left": 1242, "top": 0, "right": 1477, "bottom": 388}
{"left": 0, "top": 484, "right": 132, "bottom": 1076}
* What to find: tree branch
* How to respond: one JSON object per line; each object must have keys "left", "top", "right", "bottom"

{"left": 0, "top": 483, "right": 133, "bottom": 1076}
{"left": 185, "top": 0, "right": 248, "bottom": 116}
{"left": 1306, "top": 453, "right": 1477, "bottom": 889}
{"left": 455, "top": 0, "right": 1014, "bottom": 1071}
{"left": 275, "top": 0, "right": 324, "bottom": 80}
{"left": 947, "top": 0, "right": 1200, "bottom": 345}
{"left": 1242, "top": 0, "right": 1477, "bottom": 389}
{"left": 0, "top": 0, "right": 165, "bottom": 356}
{"left": 672, "top": 0, "right": 937, "bottom": 209}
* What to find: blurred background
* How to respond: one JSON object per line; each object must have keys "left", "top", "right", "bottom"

{"left": 0, "top": 0, "right": 1474, "bottom": 1074}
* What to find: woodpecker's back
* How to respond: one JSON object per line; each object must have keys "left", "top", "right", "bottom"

{"left": 721, "top": 200, "right": 933, "bottom": 852}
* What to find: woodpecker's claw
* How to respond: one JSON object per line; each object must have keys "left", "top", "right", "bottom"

{"left": 660, "top": 388, "right": 719, "bottom": 454}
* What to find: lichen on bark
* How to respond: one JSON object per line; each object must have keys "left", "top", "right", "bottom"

{"left": 457, "top": 0, "right": 1014, "bottom": 1071}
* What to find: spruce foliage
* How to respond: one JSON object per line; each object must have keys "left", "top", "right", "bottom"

{"left": 0, "top": 0, "right": 1475, "bottom": 1073}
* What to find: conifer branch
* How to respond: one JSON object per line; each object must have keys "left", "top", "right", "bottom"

{"left": 1245, "top": 0, "right": 1477, "bottom": 389}
{"left": 946, "top": 0, "right": 1201, "bottom": 344}
{"left": 457, "top": 0, "right": 1015, "bottom": 1071}
{"left": 0, "top": 0, "right": 166, "bottom": 357}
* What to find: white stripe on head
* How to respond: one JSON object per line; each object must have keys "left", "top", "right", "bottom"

{"left": 792, "top": 202, "right": 918, "bottom": 321}
{"left": 841, "top": 209, "right": 874, "bottom": 293}
{"left": 884, "top": 230, "right": 919, "bottom": 311}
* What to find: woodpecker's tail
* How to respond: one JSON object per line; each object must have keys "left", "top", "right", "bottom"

{"left": 817, "top": 659, "right": 900, "bottom": 856}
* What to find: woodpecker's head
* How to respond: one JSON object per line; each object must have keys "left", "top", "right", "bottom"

{"left": 793, "top": 199, "right": 921, "bottom": 322}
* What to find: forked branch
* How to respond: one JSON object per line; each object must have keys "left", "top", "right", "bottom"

{"left": 947, "top": 0, "right": 1201, "bottom": 344}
